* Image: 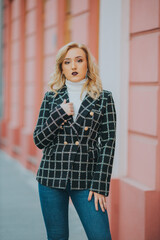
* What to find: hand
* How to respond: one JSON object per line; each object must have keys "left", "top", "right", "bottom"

{"left": 88, "top": 190, "right": 107, "bottom": 212}
{"left": 60, "top": 99, "right": 74, "bottom": 116}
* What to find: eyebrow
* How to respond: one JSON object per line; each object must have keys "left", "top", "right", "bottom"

{"left": 64, "top": 56, "right": 83, "bottom": 60}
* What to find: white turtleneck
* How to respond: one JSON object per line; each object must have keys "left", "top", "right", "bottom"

{"left": 65, "top": 78, "right": 87, "bottom": 121}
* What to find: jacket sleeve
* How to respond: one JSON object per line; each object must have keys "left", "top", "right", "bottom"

{"left": 89, "top": 91, "right": 117, "bottom": 197}
{"left": 33, "top": 91, "right": 72, "bottom": 149}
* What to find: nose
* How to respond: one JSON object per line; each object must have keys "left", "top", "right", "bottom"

{"left": 71, "top": 61, "right": 76, "bottom": 69}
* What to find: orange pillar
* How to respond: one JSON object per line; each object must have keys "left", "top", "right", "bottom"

{"left": 89, "top": 0, "right": 99, "bottom": 61}
{"left": 57, "top": 0, "right": 66, "bottom": 49}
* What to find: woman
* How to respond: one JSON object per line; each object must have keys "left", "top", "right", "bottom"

{"left": 33, "top": 42, "right": 116, "bottom": 240}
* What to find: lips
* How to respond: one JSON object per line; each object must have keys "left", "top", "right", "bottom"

{"left": 72, "top": 72, "right": 78, "bottom": 76}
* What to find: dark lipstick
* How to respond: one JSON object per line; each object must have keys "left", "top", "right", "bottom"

{"left": 72, "top": 72, "right": 78, "bottom": 76}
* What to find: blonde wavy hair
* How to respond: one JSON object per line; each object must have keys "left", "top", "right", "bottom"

{"left": 48, "top": 42, "right": 103, "bottom": 100}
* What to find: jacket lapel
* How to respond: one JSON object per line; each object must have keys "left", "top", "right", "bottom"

{"left": 53, "top": 84, "right": 98, "bottom": 134}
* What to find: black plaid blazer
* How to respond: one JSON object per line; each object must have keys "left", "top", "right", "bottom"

{"left": 33, "top": 83, "right": 116, "bottom": 196}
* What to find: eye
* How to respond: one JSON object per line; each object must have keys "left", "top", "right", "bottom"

{"left": 64, "top": 61, "right": 70, "bottom": 64}
{"left": 77, "top": 59, "right": 83, "bottom": 63}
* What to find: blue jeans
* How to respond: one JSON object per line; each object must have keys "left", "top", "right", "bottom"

{"left": 38, "top": 179, "right": 112, "bottom": 240}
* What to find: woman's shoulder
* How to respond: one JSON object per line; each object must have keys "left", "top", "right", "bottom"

{"left": 100, "top": 89, "right": 113, "bottom": 99}
{"left": 44, "top": 90, "right": 56, "bottom": 98}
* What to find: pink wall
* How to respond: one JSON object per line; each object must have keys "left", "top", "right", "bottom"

{"left": 71, "top": 0, "right": 89, "bottom": 45}
{"left": 118, "top": 0, "right": 160, "bottom": 239}
{"left": 129, "top": 0, "right": 160, "bottom": 189}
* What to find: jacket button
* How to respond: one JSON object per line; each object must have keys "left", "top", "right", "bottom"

{"left": 62, "top": 122, "right": 64, "bottom": 125}
{"left": 75, "top": 141, "right": 79, "bottom": 145}
{"left": 64, "top": 120, "right": 67, "bottom": 122}
{"left": 90, "top": 111, "right": 94, "bottom": 116}
{"left": 64, "top": 141, "right": 68, "bottom": 145}
{"left": 84, "top": 126, "right": 88, "bottom": 131}
{"left": 60, "top": 126, "right": 63, "bottom": 129}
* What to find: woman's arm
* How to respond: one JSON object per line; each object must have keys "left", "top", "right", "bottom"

{"left": 89, "top": 91, "right": 117, "bottom": 197}
{"left": 33, "top": 92, "right": 72, "bottom": 149}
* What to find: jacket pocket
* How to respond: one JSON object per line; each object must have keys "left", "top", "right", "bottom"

{"left": 87, "top": 147, "right": 99, "bottom": 160}
{"left": 90, "top": 109, "right": 102, "bottom": 125}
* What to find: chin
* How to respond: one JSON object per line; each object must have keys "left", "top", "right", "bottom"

{"left": 75, "top": 77, "right": 85, "bottom": 82}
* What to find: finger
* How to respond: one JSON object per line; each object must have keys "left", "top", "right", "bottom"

{"left": 103, "top": 198, "right": 107, "bottom": 210}
{"left": 88, "top": 191, "right": 93, "bottom": 201}
{"left": 69, "top": 102, "right": 73, "bottom": 107}
{"left": 70, "top": 106, "right": 74, "bottom": 112}
{"left": 63, "top": 99, "right": 67, "bottom": 103}
{"left": 70, "top": 110, "right": 74, "bottom": 115}
{"left": 69, "top": 104, "right": 74, "bottom": 109}
{"left": 70, "top": 109, "right": 74, "bottom": 115}
{"left": 99, "top": 198, "right": 105, "bottom": 212}
{"left": 94, "top": 196, "right": 99, "bottom": 211}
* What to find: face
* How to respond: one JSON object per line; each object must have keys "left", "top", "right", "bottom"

{"left": 61, "top": 47, "right": 88, "bottom": 82}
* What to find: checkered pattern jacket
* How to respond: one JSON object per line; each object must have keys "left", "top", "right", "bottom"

{"left": 33, "top": 83, "right": 116, "bottom": 196}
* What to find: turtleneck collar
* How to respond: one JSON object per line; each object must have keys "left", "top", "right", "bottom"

{"left": 65, "top": 78, "right": 87, "bottom": 91}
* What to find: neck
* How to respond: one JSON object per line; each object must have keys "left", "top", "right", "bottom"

{"left": 65, "top": 78, "right": 87, "bottom": 90}
{"left": 65, "top": 78, "right": 87, "bottom": 84}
